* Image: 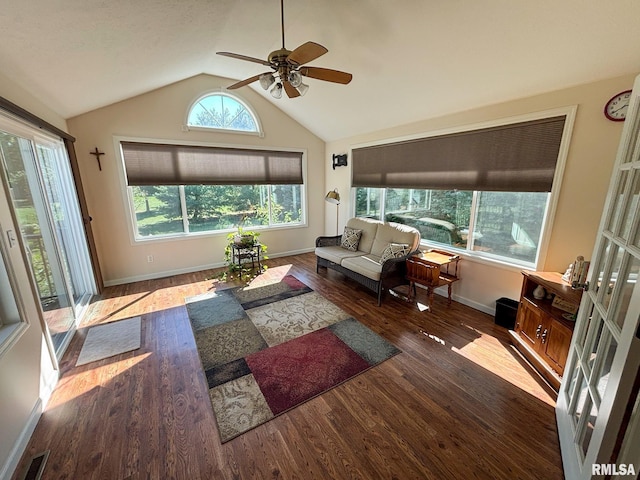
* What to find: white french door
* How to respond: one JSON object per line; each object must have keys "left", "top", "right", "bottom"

{"left": 557, "top": 75, "right": 640, "bottom": 478}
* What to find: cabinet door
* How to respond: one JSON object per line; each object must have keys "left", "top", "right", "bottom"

{"left": 541, "top": 319, "right": 572, "bottom": 375}
{"left": 517, "top": 299, "right": 544, "bottom": 348}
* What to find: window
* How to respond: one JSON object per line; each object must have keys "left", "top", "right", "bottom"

{"left": 352, "top": 110, "right": 575, "bottom": 268}
{"left": 120, "top": 141, "right": 305, "bottom": 239}
{"left": 187, "top": 92, "right": 260, "bottom": 134}
{"left": 130, "top": 184, "right": 303, "bottom": 238}
{"left": 355, "top": 187, "right": 549, "bottom": 267}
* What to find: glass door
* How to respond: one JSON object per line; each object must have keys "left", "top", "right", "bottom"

{"left": 0, "top": 118, "right": 95, "bottom": 358}
{"left": 556, "top": 75, "right": 640, "bottom": 478}
{"left": 35, "top": 139, "right": 94, "bottom": 315}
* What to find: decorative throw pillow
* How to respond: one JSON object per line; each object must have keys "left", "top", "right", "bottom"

{"left": 341, "top": 227, "right": 363, "bottom": 251}
{"left": 379, "top": 243, "right": 410, "bottom": 264}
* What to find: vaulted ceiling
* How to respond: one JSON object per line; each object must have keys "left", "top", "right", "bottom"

{"left": 1, "top": 0, "right": 639, "bottom": 141}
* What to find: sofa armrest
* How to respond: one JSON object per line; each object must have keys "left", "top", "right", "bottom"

{"left": 316, "top": 235, "right": 342, "bottom": 247}
{"left": 380, "top": 248, "right": 420, "bottom": 275}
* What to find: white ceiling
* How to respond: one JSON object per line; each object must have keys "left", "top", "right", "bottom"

{"left": 1, "top": 0, "right": 640, "bottom": 142}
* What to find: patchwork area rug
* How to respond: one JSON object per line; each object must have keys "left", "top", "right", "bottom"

{"left": 185, "top": 275, "right": 400, "bottom": 442}
{"left": 76, "top": 316, "right": 141, "bottom": 366}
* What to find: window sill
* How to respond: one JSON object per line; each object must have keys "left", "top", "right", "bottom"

{"left": 131, "top": 222, "right": 309, "bottom": 245}
{"left": 420, "top": 240, "right": 537, "bottom": 274}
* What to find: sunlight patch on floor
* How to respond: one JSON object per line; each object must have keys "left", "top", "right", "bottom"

{"left": 420, "top": 330, "right": 445, "bottom": 345}
{"left": 244, "top": 264, "right": 293, "bottom": 288}
{"left": 45, "top": 352, "right": 152, "bottom": 410}
{"left": 419, "top": 324, "right": 557, "bottom": 407}
{"left": 416, "top": 301, "right": 431, "bottom": 312}
{"left": 453, "top": 337, "right": 557, "bottom": 407}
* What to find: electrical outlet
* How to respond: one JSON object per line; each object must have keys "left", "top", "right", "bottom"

{"left": 147, "top": 255, "right": 154, "bottom": 263}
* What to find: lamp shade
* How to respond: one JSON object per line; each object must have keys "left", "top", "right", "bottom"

{"left": 270, "top": 83, "right": 283, "bottom": 99}
{"left": 259, "top": 73, "right": 275, "bottom": 90}
{"left": 325, "top": 189, "right": 340, "bottom": 204}
{"left": 288, "top": 70, "right": 302, "bottom": 88}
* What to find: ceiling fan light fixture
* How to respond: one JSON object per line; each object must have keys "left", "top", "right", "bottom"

{"left": 288, "top": 70, "right": 302, "bottom": 87}
{"left": 217, "top": 0, "right": 352, "bottom": 96}
{"left": 259, "top": 73, "right": 275, "bottom": 90}
{"left": 296, "top": 82, "right": 309, "bottom": 96}
{"left": 270, "top": 82, "right": 283, "bottom": 99}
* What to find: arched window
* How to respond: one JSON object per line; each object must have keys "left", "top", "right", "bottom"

{"left": 187, "top": 92, "right": 261, "bottom": 134}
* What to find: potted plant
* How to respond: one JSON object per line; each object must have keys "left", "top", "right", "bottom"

{"left": 230, "top": 213, "right": 258, "bottom": 247}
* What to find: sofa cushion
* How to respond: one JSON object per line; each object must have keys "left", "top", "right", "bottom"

{"left": 345, "top": 217, "right": 380, "bottom": 254}
{"left": 341, "top": 255, "right": 383, "bottom": 281}
{"left": 371, "top": 222, "right": 421, "bottom": 257}
{"left": 379, "top": 243, "right": 411, "bottom": 264}
{"left": 340, "top": 227, "right": 362, "bottom": 251}
{"left": 315, "top": 246, "right": 366, "bottom": 265}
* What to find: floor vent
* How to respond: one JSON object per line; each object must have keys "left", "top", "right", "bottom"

{"left": 21, "top": 451, "right": 49, "bottom": 480}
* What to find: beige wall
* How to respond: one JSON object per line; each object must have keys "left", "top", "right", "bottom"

{"left": 0, "top": 74, "right": 61, "bottom": 478}
{"left": 0, "top": 71, "right": 68, "bottom": 133}
{"left": 67, "top": 74, "right": 325, "bottom": 285}
{"left": 326, "top": 74, "right": 637, "bottom": 312}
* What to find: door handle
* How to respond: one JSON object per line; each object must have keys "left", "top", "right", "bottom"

{"left": 541, "top": 329, "right": 548, "bottom": 344}
{"left": 536, "top": 324, "right": 542, "bottom": 338}
{"left": 6, "top": 230, "right": 17, "bottom": 248}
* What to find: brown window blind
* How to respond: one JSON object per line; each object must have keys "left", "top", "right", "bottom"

{"left": 121, "top": 142, "right": 303, "bottom": 186}
{"left": 352, "top": 115, "right": 566, "bottom": 192}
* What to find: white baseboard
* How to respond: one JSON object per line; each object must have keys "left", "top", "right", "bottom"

{"left": 0, "top": 399, "right": 43, "bottom": 480}
{"left": 39, "top": 369, "right": 59, "bottom": 412}
{"left": 103, "top": 247, "right": 315, "bottom": 287}
{"left": 104, "top": 261, "right": 221, "bottom": 287}
{"left": 415, "top": 284, "right": 496, "bottom": 316}
{"left": 451, "top": 293, "right": 496, "bottom": 316}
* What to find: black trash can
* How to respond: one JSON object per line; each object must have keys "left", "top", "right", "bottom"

{"left": 495, "top": 297, "right": 519, "bottom": 329}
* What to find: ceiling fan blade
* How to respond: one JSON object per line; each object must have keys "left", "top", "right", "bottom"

{"left": 227, "top": 73, "right": 266, "bottom": 90}
{"left": 287, "top": 41, "right": 328, "bottom": 66}
{"left": 300, "top": 67, "right": 353, "bottom": 84}
{"left": 217, "top": 51, "right": 271, "bottom": 67}
{"left": 283, "top": 81, "right": 301, "bottom": 98}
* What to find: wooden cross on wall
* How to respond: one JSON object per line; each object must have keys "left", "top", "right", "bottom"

{"left": 90, "top": 147, "right": 105, "bottom": 171}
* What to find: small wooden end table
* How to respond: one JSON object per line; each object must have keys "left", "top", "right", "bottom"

{"left": 406, "top": 249, "right": 461, "bottom": 310}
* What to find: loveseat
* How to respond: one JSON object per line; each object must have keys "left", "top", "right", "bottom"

{"left": 315, "top": 217, "right": 421, "bottom": 305}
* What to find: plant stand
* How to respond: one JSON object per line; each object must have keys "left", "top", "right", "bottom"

{"left": 231, "top": 242, "right": 264, "bottom": 273}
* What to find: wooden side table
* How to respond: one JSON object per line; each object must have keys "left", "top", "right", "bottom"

{"left": 406, "top": 249, "right": 461, "bottom": 310}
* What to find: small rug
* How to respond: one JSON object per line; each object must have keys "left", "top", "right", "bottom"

{"left": 76, "top": 317, "right": 141, "bottom": 366}
{"left": 185, "top": 275, "right": 400, "bottom": 442}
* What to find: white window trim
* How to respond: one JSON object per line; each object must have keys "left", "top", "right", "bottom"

{"left": 114, "top": 135, "right": 308, "bottom": 246}
{"left": 183, "top": 89, "right": 265, "bottom": 138}
{"left": 349, "top": 106, "right": 578, "bottom": 271}
{"left": 0, "top": 232, "right": 30, "bottom": 357}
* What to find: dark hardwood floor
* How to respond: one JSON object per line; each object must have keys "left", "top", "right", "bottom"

{"left": 12, "top": 253, "right": 563, "bottom": 480}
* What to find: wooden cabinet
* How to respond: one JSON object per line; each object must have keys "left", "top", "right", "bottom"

{"left": 508, "top": 271, "right": 583, "bottom": 391}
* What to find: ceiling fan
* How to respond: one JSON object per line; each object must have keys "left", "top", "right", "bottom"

{"left": 216, "top": 0, "right": 353, "bottom": 99}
